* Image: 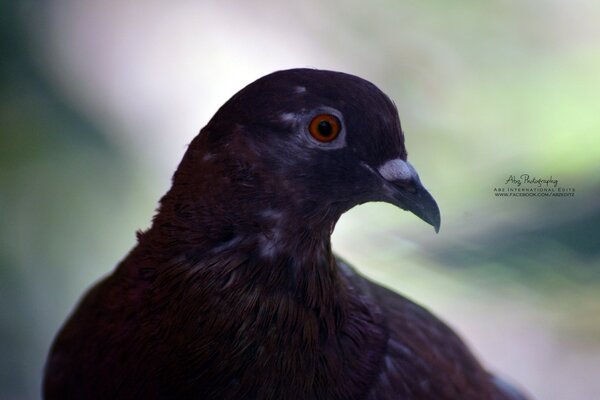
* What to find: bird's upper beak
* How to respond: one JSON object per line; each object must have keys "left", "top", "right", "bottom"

{"left": 377, "top": 159, "right": 441, "bottom": 233}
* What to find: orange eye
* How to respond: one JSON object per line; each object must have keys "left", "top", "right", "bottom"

{"left": 308, "top": 114, "right": 341, "bottom": 142}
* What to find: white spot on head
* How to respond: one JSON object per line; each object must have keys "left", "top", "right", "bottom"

{"left": 258, "top": 209, "right": 285, "bottom": 258}
{"left": 202, "top": 152, "right": 214, "bottom": 162}
{"left": 294, "top": 86, "right": 306, "bottom": 94}
{"left": 378, "top": 159, "right": 418, "bottom": 182}
{"left": 388, "top": 338, "right": 413, "bottom": 356}
{"left": 280, "top": 112, "right": 297, "bottom": 123}
{"left": 261, "top": 209, "right": 283, "bottom": 219}
{"left": 259, "top": 226, "right": 283, "bottom": 258}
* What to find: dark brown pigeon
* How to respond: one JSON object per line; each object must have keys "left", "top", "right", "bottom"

{"left": 44, "top": 69, "right": 528, "bottom": 400}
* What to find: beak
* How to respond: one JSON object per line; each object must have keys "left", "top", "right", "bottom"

{"left": 377, "top": 159, "right": 441, "bottom": 233}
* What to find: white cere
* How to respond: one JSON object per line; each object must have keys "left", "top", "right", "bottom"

{"left": 377, "top": 159, "right": 417, "bottom": 182}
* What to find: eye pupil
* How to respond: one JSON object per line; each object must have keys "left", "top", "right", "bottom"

{"left": 308, "top": 113, "right": 341, "bottom": 142}
{"left": 317, "top": 120, "right": 333, "bottom": 137}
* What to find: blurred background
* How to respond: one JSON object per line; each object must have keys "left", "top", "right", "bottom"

{"left": 1, "top": 0, "right": 599, "bottom": 398}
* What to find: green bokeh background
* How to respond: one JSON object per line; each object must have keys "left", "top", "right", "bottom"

{"left": 2, "top": 1, "right": 599, "bottom": 398}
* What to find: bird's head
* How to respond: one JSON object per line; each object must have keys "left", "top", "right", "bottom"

{"left": 168, "top": 69, "right": 439, "bottom": 249}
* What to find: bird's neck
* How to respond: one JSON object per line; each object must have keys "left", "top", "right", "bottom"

{"left": 144, "top": 199, "right": 346, "bottom": 311}
{"left": 131, "top": 192, "right": 386, "bottom": 397}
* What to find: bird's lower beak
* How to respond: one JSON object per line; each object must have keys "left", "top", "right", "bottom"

{"left": 377, "top": 159, "right": 441, "bottom": 233}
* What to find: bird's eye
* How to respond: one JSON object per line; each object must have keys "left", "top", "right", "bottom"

{"left": 308, "top": 114, "right": 341, "bottom": 143}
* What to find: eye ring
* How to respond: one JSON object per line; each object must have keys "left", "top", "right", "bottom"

{"left": 308, "top": 114, "right": 341, "bottom": 143}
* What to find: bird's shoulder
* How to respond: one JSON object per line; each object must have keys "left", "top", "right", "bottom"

{"left": 43, "top": 251, "right": 178, "bottom": 398}
{"left": 43, "top": 272, "right": 132, "bottom": 398}
{"left": 336, "top": 257, "right": 520, "bottom": 400}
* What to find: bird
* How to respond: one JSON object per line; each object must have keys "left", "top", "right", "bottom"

{"left": 43, "top": 68, "right": 528, "bottom": 400}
